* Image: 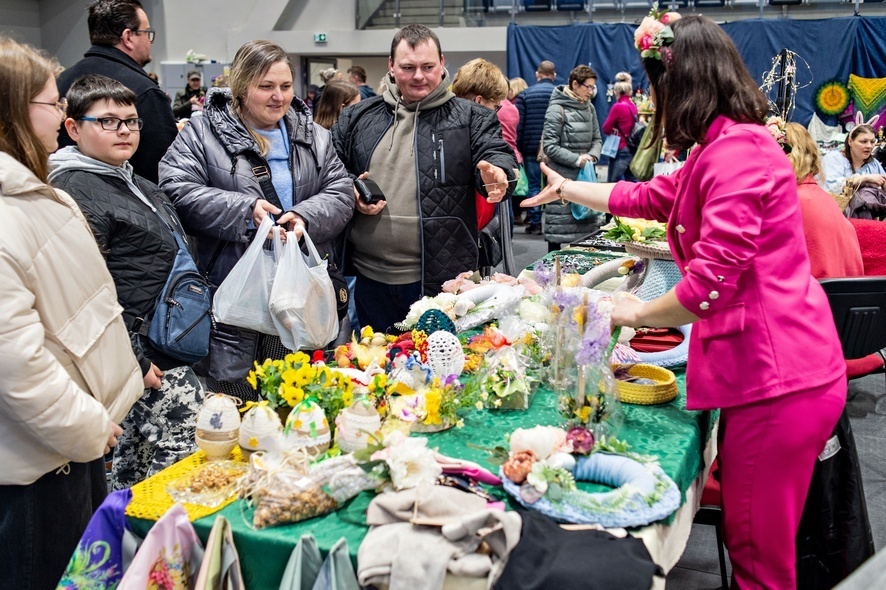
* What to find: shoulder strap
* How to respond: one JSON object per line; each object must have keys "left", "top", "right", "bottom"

{"left": 241, "top": 151, "right": 283, "bottom": 210}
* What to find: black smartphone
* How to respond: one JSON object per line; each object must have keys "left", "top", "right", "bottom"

{"left": 354, "top": 178, "right": 386, "bottom": 205}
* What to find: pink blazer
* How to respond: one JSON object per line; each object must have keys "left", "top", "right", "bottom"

{"left": 610, "top": 116, "right": 845, "bottom": 410}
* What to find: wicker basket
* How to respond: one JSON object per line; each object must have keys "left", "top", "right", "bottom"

{"left": 623, "top": 240, "right": 673, "bottom": 260}
{"left": 613, "top": 363, "right": 678, "bottom": 405}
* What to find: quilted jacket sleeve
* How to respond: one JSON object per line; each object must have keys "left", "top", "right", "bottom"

{"left": 543, "top": 105, "right": 580, "bottom": 168}
{"left": 470, "top": 105, "right": 518, "bottom": 198}
{"left": 158, "top": 119, "right": 255, "bottom": 243}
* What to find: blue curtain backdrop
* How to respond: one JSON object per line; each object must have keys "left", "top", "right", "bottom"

{"left": 506, "top": 16, "right": 886, "bottom": 127}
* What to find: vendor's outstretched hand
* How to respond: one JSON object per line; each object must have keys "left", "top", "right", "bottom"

{"left": 477, "top": 160, "right": 508, "bottom": 203}
{"left": 522, "top": 162, "right": 564, "bottom": 207}
{"left": 611, "top": 293, "right": 645, "bottom": 328}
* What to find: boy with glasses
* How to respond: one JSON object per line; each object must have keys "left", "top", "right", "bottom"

{"left": 49, "top": 74, "right": 203, "bottom": 491}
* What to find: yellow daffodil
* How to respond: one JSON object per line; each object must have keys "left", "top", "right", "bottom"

{"left": 246, "top": 371, "right": 258, "bottom": 389}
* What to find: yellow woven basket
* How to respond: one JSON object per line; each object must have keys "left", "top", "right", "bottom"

{"left": 613, "top": 363, "right": 678, "bottom": 405}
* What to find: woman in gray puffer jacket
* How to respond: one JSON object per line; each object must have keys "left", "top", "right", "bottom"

{"left": 159, "top": 41, "right": 353, "bottom": 400}
{"left": 541, "top": 65, "right": 604, "bottom": 252}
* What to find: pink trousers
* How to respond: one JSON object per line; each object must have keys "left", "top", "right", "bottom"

{"left": 718, "top": 377, "right": 846, "bottom": 590}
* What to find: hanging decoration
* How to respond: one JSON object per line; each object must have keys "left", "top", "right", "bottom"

{"left": 759, "top": 49, "right": 813, "bottom": 121}
{"left": 814, "top": 80, "right": 851, "bottom": 117}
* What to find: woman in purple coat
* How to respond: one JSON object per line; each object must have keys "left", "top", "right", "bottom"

{"left": 524, "top": 11, "right": 845, "bottom": 589}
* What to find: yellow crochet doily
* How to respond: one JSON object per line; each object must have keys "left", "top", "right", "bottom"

{"left": 125, "top": 447, "right": 247, "bottom": 522}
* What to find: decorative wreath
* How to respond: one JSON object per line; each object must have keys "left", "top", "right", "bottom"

{"left": 501, "top": 451, "right": 681, "bottom": 528}
{"left": 815, "top": 80, "right": 851, "bottom": 117}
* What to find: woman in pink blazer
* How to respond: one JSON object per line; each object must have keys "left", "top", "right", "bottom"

{"left": 524, "top": 12, "right": 845, "bottom": 589}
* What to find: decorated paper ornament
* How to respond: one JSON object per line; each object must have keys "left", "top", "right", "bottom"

{"left": 284, "top": 399, "right": 331, "bottom": 456}
{"left": 239, "top": 404, "right": 282, "bottom": 455}
{"left": 334, "top": 395, "right": 382, "bottom": 453}
{"left": 425, "top": 330, "right": 465, "bottom": 378}
{"left": 195, "top": 394, "right": 240, "bottom": 460}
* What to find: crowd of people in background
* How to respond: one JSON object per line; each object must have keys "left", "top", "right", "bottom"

{"left": 1, "top": 0, "right": 884, "bottom": 588}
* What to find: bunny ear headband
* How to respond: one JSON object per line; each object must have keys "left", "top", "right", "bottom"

{"left": 847, "top": 111, "right": 879, "bottom": 133}
{"left": 634, "top": 3, "right": 682, "bottom": 65}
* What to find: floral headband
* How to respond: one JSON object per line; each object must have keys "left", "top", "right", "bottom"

{"left": 634, "top": 3, "right": 681, "bottom": 64}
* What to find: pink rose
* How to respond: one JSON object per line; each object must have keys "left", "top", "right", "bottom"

{"left": 565, "top": 426, "right": 595, "bottom": 455}
{"left": 660, "top": 12, "right": 681, "bottom": 25}
{"left": 638, "top": 35, "right": 653, "bottom": 51}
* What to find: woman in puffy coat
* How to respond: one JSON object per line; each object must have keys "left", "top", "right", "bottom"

{"left": 160, "top": 40, "right": 353, "bottom": 400}
{"left": 0, "top": 36, "right": 141, "bottom": 588}
{"left": 601, "top": 71, "right": 638, "bottom": 183}
{"left": 541, "top": 65, "right": 603, "bottom": 252}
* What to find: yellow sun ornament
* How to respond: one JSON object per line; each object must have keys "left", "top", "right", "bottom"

{"left": 815, "top": 80, "right": 850, "bottom": 117}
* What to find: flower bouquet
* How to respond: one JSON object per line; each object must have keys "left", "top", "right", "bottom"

{"left": 246, "top": 352, "right": 366, "bottom": 437}
{"left": 353, "top": 430, "right": 442, "bottom": 491}
{"left": 469, "top": 334, "right": 537, "bottom": 411}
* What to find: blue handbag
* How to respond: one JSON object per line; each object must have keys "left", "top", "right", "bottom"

{"left": 571, "top": 162, "right": 603, "bottom": 221}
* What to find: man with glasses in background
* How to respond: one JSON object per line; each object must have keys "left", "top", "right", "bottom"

{"left": 57, "top": 0, "right": 176, "bottom": 183}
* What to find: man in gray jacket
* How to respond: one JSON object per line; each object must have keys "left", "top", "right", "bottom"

{"left": 332, "top": 24, "right": 516, "bottom": 332}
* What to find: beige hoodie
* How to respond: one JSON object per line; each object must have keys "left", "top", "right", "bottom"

{"left": 350, "top": 72, "right": 454, "bottom": 284}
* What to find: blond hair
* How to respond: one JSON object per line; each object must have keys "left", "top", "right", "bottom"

{"left": 0, "top": 36, "right": 59, "bottom": 182}
{"left": 229, "top": 40, "right": 296, "bottom": 155}
{"left": 451, "top": 58, "right": 508, "bottom": 103}
{"left": 613, "top": 71, "right": 632, "bottom": 97}
{"left": 509, "top": 77, "right": 528, "bottom": 100}
{"left": 784, "top": 122, "right": 822, "bottom": 184}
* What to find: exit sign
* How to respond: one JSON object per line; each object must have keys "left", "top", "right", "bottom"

{"left": 313, "top": 33, "right": 327, "bottom": 43}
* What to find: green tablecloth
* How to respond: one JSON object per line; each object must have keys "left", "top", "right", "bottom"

{"left": 130, "top": 375, "right": 714, "bottom": 589}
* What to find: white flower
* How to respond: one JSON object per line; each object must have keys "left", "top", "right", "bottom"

{"left": 385, "top": 437, "right": 442, "bottom": 490}
{"left": 518, "top": 299, "right": 550, "bottom": 324}
{"left": 509, "top": 426, "right": 571, "bottom": 460}
{"left": 526, "top": 462, "right": 549, "bottom": 494}
{"left": 454, "top": 298, "right": 475, "bottom": 317}
{"left": 546, "top": 452, "right": 576, "bottom": 471}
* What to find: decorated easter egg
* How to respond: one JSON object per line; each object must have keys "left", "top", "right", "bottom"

{"left": 195, "top": 393, "right": 240, "bottom": 460}
{"left": 425, "top": 330, "right": 465, "bottom": 378}
{"left": 284, "top": 399, "right": 331, "bottom": 456}
{"left": 239, "top": 404, "right": 283, "bottom": 455}
{"left": 334, "top": 397, "right": 382, "bottom": 453}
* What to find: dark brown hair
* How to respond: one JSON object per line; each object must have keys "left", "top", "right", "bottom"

{"left": 65, "top": 74, "right": 137, "bottom": 121}
{"left": 843, "top": 124, "right": 875, "bottom": 170}
{"left": 568, "top": 65, "right": 597, "bottom": 89}
{"left": 87, "top": 0, "right": 143, "bottom": 46}
{"left": 347, "top": 65, "right": 367, "bottom": 83}
{"left": 0, "top": 36, "right": 59, "bottom": 182}
{"left": 643, "top": 15, "right": 768, "bottom": 152}
{"left": 390, "top": 24, "right": 442, "bottom": 61}
{"left": 314, "top": 81, "right": 359, "bottom": 130}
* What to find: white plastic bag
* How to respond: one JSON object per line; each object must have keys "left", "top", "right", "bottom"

{"left": 212, "top": 215, "right": 282, "bottom": 335}
{"left": 653, "top": 161, "right": 685, "bottom": 177}
{"left": 270, "top": 230, "right": 338, "bottom": 351}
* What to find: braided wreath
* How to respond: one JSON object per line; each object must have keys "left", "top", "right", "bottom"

{"left": 501, "top": 452, "right": 681, "bottom": 528}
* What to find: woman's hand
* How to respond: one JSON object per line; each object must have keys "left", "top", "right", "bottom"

{"left": 611, "top": 293, "right": 645, "bottom": 328}
{"left": 105, "top": 423, "right": 123, "bottom": 455}
{"left": 521, "top": 162, "right": 565, "bottom": 207}
{"left": 858, "top": 173, "right": 886, "bottom": 188}
{"left": 354, "top": 171, "right": 386, "bottom": 216}
{"left": 253, "top": 199, "right": 282, "bottom": 227}
{"left": 579, "top": 153, "right": 593, "bottom": 166}
{"left": 143, "top": 363, "right": 163, "bottom": 390}
{"left": 277, "top": 211, "right": 305, "bottom": 241}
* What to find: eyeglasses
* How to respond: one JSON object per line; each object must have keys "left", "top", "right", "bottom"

{"left": 582, "top": 82, "right": 596, "bottom": 90}
{"left": 30, "top": 98, "right": 67, "bottom": 114}
{"left": 79, "top": 116, "right": 144, "bottom": 131}
{"left": 133, "top": 28, "right": 155, "bottom": 43}
{"left": 493, "top": 103, "right": 503, "bottom": 113}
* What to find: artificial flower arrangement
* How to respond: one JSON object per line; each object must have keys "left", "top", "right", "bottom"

{"left": 385, "top": 351, "right": 477, "bottom": 431}
{"left": 353, "top": 430, "right": 443, "bottom": 491}
{"left": 602, "top": 216, "right": 666, "bottom": 243}
{"left": 246, "top": 351, "right": 362, "bottom": 437}
{"left": 634, "top": 3, "right": 680, "bottom": 61}
{"left": 765, "top": 116, "right": 792, "bottom": 154}
{"left": 489, "top": 425, "right": 682, "bottom": 527}
{"left": 464, "top": 324, "right": 539, "bottom": 410}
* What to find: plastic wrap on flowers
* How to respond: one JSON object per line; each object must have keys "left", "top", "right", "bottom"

{"left": 478, "top": 346, "right": 537, "bottom": 410}
{"left": 559, "top": 364, "right": 623, "bottom": 439}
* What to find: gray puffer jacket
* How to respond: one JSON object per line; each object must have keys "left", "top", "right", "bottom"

{"left": 541, "top": 86, "right": 604, "bottom": 245}
{"left": 159, "top": 88, "right": 353, "bottom": 380}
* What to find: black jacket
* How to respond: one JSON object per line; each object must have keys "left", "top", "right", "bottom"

{"left": 331, "top": 93, "right": 516, "bottom": 295}
{"left": 516, "top": 79, "right": 556, "bottom": 156}
{"left": 56, "top": 46, "right": 178, "bottom": 184}
{"left": 50, "top": 164, "right": 184, "bottom": 374}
